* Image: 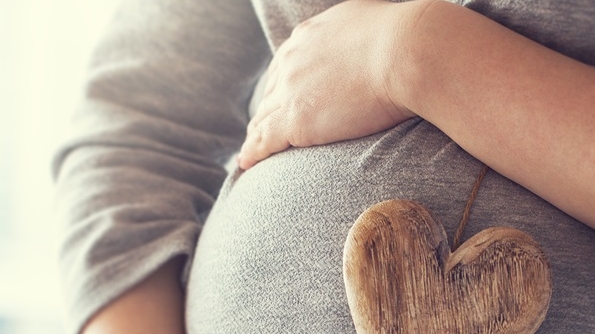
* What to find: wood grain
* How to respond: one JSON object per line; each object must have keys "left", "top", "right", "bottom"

{"left": 343, "top": 200, "right": 552, "bottom": 334}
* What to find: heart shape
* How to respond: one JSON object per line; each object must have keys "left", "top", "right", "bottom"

{"left": 343, "top": 200, "right": 552, "bottom": 334}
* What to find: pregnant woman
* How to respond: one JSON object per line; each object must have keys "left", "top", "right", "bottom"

{"left": 53, "top": 0, "right": 595, "bottom": 333}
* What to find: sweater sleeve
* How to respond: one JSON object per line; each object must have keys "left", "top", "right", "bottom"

{"left": 51, "top": 0, "right": 271, "bottom": 333}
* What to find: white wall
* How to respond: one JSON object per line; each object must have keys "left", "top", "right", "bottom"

{"left": 0, "top": 0, "right": 121, "bottom": 332}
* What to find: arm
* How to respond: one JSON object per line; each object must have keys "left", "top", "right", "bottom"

{"left": 390, "top": 0, "right": 595, "bottom": 228}
{"left": 53, "top": 0, "right": 270, "bottom": 333}
{"left": 82, "top": 258, "right": 185, "bottom": 334}
{"left": 238, "top": 0, "right": 595, "bottom": 229}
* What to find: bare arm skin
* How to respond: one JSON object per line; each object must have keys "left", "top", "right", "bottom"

{"left": 392, "top": 0, "right": 595, "bottom": 228}
{"left": 81, "top": 257, "right": 186, "bottom": 334}
{"left": 239, "top": 0, "right": 595, "bottom": 229}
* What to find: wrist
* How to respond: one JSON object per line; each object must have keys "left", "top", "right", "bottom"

{"left": 383, "top": 0, "right": 444, "bottom": 120}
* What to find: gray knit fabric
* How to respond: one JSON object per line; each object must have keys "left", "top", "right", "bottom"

{"left": 53, "top": 0, "right": 595, "bottom": 333}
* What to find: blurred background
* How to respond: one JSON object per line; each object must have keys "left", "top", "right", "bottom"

{"left": 0, "top": 0, "right": 120, "bottom": 332}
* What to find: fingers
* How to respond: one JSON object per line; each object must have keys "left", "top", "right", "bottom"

{"left": 239, "top": 110, "right": 291, "bottom": 170}
{"left": 247, "top": 71, "right": 284, "bottom": 134}
{"left": 238, "top": 41, "right": 302, "bottom": 169}
{"left": 239, "top": 55, "right": 289, "bottom": 169}
{"left": 263, "top": 65, "right": 278, "bottom": 97}
{"left": 248, "top": 58, "right": 280, "bottom": 133}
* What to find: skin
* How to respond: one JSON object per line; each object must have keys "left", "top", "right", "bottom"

{"left": 81, "top": 257, "right": 186, "bottom": 334}
{"left": 82, "top": 0, "right": 594, "bottom": 332}
{"left": 239, "top": 0, "right": 595, "bottom": 229}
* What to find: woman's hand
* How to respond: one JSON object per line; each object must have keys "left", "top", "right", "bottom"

{"left": 238, "top": 0, "right": 422, "bottom": 169}
{"left": 238, "top": 0, "right": 595, "bottom": 227}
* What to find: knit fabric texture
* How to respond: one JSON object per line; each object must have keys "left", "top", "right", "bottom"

{"left": 52, "top": 0, "right": 595, "bottom": 333}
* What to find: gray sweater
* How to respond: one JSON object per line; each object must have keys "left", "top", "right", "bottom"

{"left": 53, "top": 0, "right": 595, "bottom": 333}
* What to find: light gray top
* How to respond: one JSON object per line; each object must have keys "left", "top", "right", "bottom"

{"left": 52, "top": 0, "right": 595, "bottom": 333}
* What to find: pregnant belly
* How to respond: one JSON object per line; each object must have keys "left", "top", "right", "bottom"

{"left": 185, "top": 119, "right": 595, "bottom": 334}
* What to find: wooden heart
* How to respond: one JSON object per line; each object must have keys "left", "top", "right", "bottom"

{"left": 343, "top": 200, "right": 552, "bottom": 334}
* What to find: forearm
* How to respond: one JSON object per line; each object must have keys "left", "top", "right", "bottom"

{"left": 82, "top": 257, "right": 186, "bottom": 334}
{"left": 395, "top": 0, "right": 595, "bottom": 228}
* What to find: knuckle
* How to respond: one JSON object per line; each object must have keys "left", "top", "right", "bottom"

{"left": 288, "top": 95, "right": 314, "bottom": 118}
{"left": 279, "top": 45, "right": 298, "bottom": 62}
{"left": 254, "top": 122, "right": 266, "bottom": 145}
{"left": 284, "top": 98, "right": 312, "bottom": 147}
{"left": 283, "top": 69, "right": 301, "bottom": 85}
{"left": 255, "top": 117, "right": 275, "bottom": 148}
{"left": 289, "top": 122, "right": 311, "bottom": 148}
{"left": 284, "top": 97, "right": 303, "bottom": 121}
